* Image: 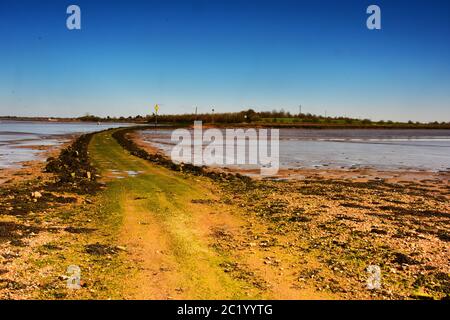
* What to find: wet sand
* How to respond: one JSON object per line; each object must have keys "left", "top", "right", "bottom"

{"left": 0, "top": 135, "right": 76, "bottom": 185}
{"left": 138, "top": 128, "right": 450, "bottom": 173}
{"left": 0, "top": 120, "right": 133, "bottom": 171}
{"left": 132, "top": 131, "right": 450, "bottom": 185}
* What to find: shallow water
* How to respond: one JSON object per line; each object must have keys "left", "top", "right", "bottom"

{"left": 0, "top": 120, "right": 131, "bottom": 168}
{"left": 140, "top": 128, "right": 450, "bottom": 172}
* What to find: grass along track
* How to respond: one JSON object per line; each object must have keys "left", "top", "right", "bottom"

{"left": 88, "top": 129, "right": 331, "bottom": 299}
{"left": 89, "top": 130, "right": 254, "bottom": 299}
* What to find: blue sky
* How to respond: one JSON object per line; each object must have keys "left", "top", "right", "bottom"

{"left": 0, "top": 0, "right": 449, "bottom": 121}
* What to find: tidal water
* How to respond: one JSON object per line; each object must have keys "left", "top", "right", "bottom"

{"left": 0, "top": 120, "right": 130, "bottom": 168}
{"left": 140, "top": 128, "right": 450, "bottom": 172}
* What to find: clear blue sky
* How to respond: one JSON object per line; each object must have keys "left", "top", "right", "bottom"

{"left": 1, "top": 0, "right": 449, "bottom": 121}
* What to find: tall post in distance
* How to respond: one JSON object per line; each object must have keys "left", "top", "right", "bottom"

{"left": 154, "top": 104, "right": 160, "bottom": 129}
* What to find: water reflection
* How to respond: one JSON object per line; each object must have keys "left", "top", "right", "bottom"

{"left": 0, "top": 120, "right": 131, "bottom": 168}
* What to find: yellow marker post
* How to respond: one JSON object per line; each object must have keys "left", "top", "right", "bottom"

{"left": 154, "top": 104, "right": 159, "bottom": 127}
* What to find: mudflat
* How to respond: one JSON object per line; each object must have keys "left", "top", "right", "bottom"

{"left": 0, "top": 128, "right": 448, "bottom": 300}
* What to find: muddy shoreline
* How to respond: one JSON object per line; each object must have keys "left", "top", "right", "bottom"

{"left": 119, "top": 127, "right": 450, "bottom": 299}
{"left": 0, "top": 130, "right": 104, "bottom": 299}
{"left": 133, "top": 127, "right": 450, "bottom": 185}
{"left": 0, "top": 135, "right": 78, "bottom": 185}
{"left": 1, "top": 127, "right": 449, "bottom": 299}
{"left": 1, "top": 131, "right": 99, "bottom": 236}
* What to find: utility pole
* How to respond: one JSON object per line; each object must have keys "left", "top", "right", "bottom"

{"left": 299, "top": 105, "right": 302, "bottom": 116}
{"left": 212, "top": 107, "right": 215, "bottom": 124}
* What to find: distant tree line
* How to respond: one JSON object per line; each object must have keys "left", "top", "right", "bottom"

{"left": 30, "top": 109, "right": 448, "bottom": 128}
{"left": 77, "top": 109, "right": 449, "bottom": 128}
